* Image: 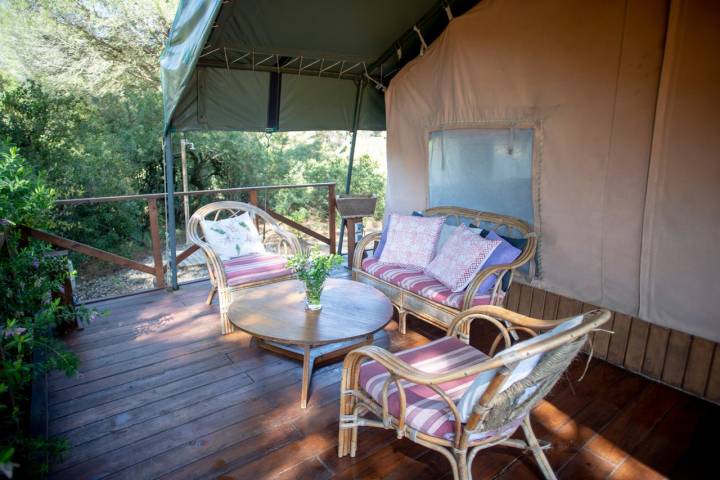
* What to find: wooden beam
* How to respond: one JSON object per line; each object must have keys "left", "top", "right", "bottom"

{"left": 177, "top": 244, "right": 200, "bottom": 265}
{"left": 165, "top": 244, "right": 200, "bottom": 272}
{"left": 25, "top": 227, "right": 155, "bottom": 276}
{"left": 266, "top": 209, "right": 331, "bottom": 245}
{"left": 147, "top": 199, "right": 165, "bottom": 288}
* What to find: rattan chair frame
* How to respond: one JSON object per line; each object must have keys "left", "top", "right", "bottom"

{"left": 338, "top": 306, "right": 611, "bottom": 480}
{"left": 187, "top": 201, "right": 302, "bottom": 334}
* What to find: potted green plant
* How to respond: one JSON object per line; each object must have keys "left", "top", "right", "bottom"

{"left": 287, "top": 247, "right": 342, "bottom": 310}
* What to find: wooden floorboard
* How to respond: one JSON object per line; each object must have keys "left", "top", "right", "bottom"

{"left": 48, "top": 278, "right": 720, "bottom": 479}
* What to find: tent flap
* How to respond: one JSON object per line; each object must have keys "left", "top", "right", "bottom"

{"left": 160, "top": 0, "right": 223, "bottom": 133}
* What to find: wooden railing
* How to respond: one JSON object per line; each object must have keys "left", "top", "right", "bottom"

{"left": 27, "top": 183, "right": 337, "bottom": 290}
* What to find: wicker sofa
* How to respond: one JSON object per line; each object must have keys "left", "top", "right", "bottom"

{"left": 352, "top": 207, "right": 536, "bottom": 334}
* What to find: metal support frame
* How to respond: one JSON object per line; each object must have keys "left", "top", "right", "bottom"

{"left": 180, "top": 135, "right": 190, "bottom": 240}
{"left": 338, "top": 80, "right": 366, "bottom": 256}
{"left": 163, "top": 131, "right": 179, "bottom": 290}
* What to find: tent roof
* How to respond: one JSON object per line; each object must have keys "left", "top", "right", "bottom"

{"left": 161, "top": 0, "right": 480, "bottom": 134}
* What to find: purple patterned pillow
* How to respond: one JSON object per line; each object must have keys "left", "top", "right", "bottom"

{"left": 378, "top": 213, "right": 445, "bottom": 268}
{"left": 477, "top": 231, "right": 523, "bottom": 294}
{"left": 425, "top": 224, "right": 502, "bottom": 292}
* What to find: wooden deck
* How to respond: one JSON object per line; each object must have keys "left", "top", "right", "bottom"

{"left": 49, "top": 279, "right": 720, "bottom": 479}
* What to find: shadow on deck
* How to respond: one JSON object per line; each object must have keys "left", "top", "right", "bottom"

{"left": 48, "top": 277, "right": 720, "bottom": 479}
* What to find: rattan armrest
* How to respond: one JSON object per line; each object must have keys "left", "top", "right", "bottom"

{"left": 191, "top": 238, "right": 229, "bottom": 288}
{"left": 447, "top": 306, "right": 569, "bottom": 339}
{"left": 352, "top": 231, "right": 382, "bottom": 270}
{"left": 461, "top": 233, "right": 538, "bottom": 309}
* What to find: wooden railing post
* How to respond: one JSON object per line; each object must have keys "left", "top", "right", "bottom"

{"left": 248, "top": 189, "right": 260, "bottom": 229}
{"left": 328, "top": 183, "right": 336, "bottom": 254}
{"left": 147, "top": 198, "right": 165, "bottom": 288}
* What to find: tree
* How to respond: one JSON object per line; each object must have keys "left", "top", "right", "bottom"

{"left": 0, "top": 0, "right": 175, "bottom": 92}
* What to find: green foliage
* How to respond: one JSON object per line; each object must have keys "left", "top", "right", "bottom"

{"left": 0, "top": 236, "right": 85, "bottom": 478}
{"left": 184, "top": 131, "right": 386, "bottom": 223}
{"left": 0, "top": 0, "right": 174, "bottom": 92}
{"left": 0, "top": 79, "right": 162, "bottom": 256}
{"left": 287, "top": 247, "right": 343, "bottom": 305}
{"left": 0, "top": 153, "right": 96, "bottom": 478}
{"left": 0, "top": 143, "right": 94, "bottom": 477}
{"left": 0, "top": 145, "right": 57, "bottom": 229}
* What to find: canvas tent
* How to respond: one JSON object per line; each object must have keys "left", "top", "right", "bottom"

{"left": 162, "top": 0, "right": 720, "bottom": 344}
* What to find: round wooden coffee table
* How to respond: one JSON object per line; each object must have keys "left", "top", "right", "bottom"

{"left": 228, "top": 278, "right": 393, "bottom": 408}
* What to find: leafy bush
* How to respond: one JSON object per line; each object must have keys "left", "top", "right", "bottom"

{"left": 0, "top": 145, "right": 56, "bottom": 229}
{"left": 0, "top": 144, "right": 89, "bottom": 478}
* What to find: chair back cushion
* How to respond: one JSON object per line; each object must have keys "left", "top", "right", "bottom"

{"left": 425, "top": 224, "right": 502, "bottom": 292}
{"left": 201, "top": 212, "right": 265, "bottom": 260}
{"left": 456, "top": 315, "right": 583, "bottom": 421}
{"left": 378, "top": 213, "right": 445, "bottom": 268}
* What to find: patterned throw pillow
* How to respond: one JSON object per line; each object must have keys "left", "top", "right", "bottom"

{"left": 378, "top": 213, "right": 445, "bottom": 268}
{"left": 201, "top": 212, "right": 266, "bottom": 260}
{"left": 425, "top": 224, "right": 502, "bottom": 292}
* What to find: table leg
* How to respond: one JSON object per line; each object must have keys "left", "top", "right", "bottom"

{"left": 300, "top": 344, "right": 313, "bottom": 409}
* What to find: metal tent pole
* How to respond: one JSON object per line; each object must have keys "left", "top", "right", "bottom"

{"left": 180, "top": 135, "right": 190, "bottom": 241}
{"left": 338, "top": 80, "right": 366, "bottom": 256}
{"left": 163, "top": 131, "right": 179, "bottom": 290}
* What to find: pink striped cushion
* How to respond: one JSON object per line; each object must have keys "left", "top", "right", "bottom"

{"left": 359, "top": 337, "right": 521, "bottom": 441}
{"left": 361, "top": 258, "right": 503, "bottom": 309}
{"left": 223, "top": 252, "right": 292, "bottom": 287}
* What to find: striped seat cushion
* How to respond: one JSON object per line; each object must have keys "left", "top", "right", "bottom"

{"left": 223, "top": 252, "right": 292, "bottom": 287}
{"left": 359, "top": 336, "right": 521, "bottom": 441}
{"left": 361, "top": 258, "right": 503, "bottom": 309}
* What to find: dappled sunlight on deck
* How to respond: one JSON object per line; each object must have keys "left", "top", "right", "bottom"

{"left": 47, "top": 280, "right": 720, "bottom": 479}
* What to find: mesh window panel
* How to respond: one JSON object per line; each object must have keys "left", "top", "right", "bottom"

{"left": 428, "top": 128, "right": 534, "bottom": 226}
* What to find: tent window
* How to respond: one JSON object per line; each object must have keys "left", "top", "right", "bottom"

{"left": 428, "top": 128, "right": 535, "bottom": 226}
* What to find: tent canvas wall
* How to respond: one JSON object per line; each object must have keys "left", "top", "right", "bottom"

{"left": 385, "top": 0, "right": 720, "bottom": 342}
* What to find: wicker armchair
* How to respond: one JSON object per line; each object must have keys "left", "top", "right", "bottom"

{"left": 338, "top": 306, "right": 611, "bottom": 480}
{"left": 352, "top": 207, "right": 537, "bottom": 335}
{"left": 187, "top": 201, "right": 301, "bottom": 334}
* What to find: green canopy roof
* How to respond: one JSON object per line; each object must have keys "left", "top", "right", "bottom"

{"left": 161, "top": 0, "right": 480, "bottom": 133}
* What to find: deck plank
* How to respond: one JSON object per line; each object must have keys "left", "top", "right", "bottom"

{"left": 46, "top": 279, "right": 720, "bottom": 479}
